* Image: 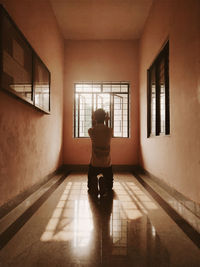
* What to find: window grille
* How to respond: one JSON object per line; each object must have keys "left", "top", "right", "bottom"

{"left": 147, "top": 41, "right": 169, "bottom": 137}
{"left": 74, "top": 82, "right": 129, "bottom": 138}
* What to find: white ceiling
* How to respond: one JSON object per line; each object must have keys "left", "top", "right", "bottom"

{"left": 50, "top": 0, "right": 153, "bottom": 40}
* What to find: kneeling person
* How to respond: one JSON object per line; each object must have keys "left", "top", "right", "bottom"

{"left": 88, "top": 109, "right": 113, "bottom": 196}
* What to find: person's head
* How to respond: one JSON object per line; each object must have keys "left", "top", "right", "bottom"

{"left": 94, "top": 108, "right": 106, "bottom": 124}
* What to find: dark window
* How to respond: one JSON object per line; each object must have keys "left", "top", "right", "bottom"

{"left": 147, "top": 41, "right": 169, "bottom": 137}
{"left": 74, "top": 82, "right": 129, "bottom": 138}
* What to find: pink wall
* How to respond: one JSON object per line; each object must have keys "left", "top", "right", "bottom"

{"left": 139, "top": 0, "right": 200, "bottom": 203}
{"left": 2, "top": 0, "right": 199, "bottom": 206}
{"left": 0, "top": 0, "right": 64, "bottom": 206}
{"left": 64, "top": 41, "right": 139, "bottom": 165}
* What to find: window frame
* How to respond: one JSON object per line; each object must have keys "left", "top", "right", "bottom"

{"left": 0, "top": 4, "right": 51, "bottom": 114}
{"left": 74, "top": 82, "right": 130, "bottom": 138}
{"left": 147, "top": 41, "right": 170, "bottom": 137}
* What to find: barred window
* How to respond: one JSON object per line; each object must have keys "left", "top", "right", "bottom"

{"left": 147, "top": 41, "right": 170, "bottom": 137}
{"left": 74, "top": 82, "right": 129, "bottom": 138}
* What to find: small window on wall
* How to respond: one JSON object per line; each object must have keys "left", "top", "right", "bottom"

{"left": 147, "top": 41, "right": 169, "bottom": 137}
{"left": 74, "top": 82, "right": 129, "bottom": 138}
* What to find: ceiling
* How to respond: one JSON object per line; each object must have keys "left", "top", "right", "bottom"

{"left": 50, "top": 0, "right": 153, "bottom": 40}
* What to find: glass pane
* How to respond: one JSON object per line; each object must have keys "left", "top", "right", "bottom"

{"left": 92, "top": 84, "right": 101, "bottom": 92}
{"left": 103, "top": 84, "right": 111, "bottom": 92}
{"left": 150, "top": 67, "right": 156, "bottom": 135}
{"left": 121, "top": 84, "right": 128, "bottom": 92}
{"left": 97, "top": 95, "right": 103, "bottom": 109}
{"left": 75, "top": 84, "right": 82, "bottom": 92}
{"left": 74, "top": 83, "right": 129, "bottom": 137}
{"left": 75, "top": 95, "right": 79, "bottom": 137}
{"left": 96, "top": 93, "right": 110, "bottom": 113}
{"left": 112, "top": 84, "right": 120, "bottom": 92}
{"left": 34, "top": 56, "right": 50, "bottom": 111}
{"left": 79, "top": 94, "right": 92, "bottom": 137}
{"left": 93, "top": 94, "right": 96, "bottom": 111}
{"left": 83, "top": 84, "right": 93, "bottom": 92}
{"left": 1, "top": 14, "right": 32, "bottom": 102}
{"left": 114, "top": 95, "right": 123, "bottom": 137}
{"left": 159, "top": 59, "right": 165, "bottom": 134}
{"left": 116, "top": 94, "right": 128, "bottom": 102}
{"left": 113, "top": 93, "right": 128, "bottom": 137}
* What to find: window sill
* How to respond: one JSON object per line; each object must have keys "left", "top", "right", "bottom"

{"left": 1, "top": 88, "right": 50, "bottom": 114}
{"left": 148, "top": 134, "right": 171, "bottom": 138}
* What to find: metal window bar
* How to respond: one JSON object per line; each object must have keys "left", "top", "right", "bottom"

{"left": 147, "top": 41, "right": 169, "bottom": 137}
{"left": 147, "top": 70, "right": 151, "bottom": 137}
{"left": 73, "top": 84, "right": 76, "bottom": 138}
{"left": 164, "top": 43, "right": 170, "bottom": 135}
{"left": 78, "top": 94, "right": 80, "bottom": 138}
{"left": 127, "top": 84, "right": 130, "bottom": 138}
{"left": 114, "top": 94, "right": 123, "bottom": 137}
{"left": 111, "top": 93, "right": 113, "bottom": 131}
{"left": 74, "top": 82, "right": 129, "bottom": 138}
{"left": 109, "top": 93, "right": 112, "bottom": 128}
{"left": 155, "top": 61, "right": 160, "bottom": 136}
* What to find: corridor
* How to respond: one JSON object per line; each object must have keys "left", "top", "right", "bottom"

{"left": 0, "top": 172, "right": 199, "bottom": 267}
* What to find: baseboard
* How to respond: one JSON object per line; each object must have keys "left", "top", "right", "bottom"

{"left": 63, "top": 164, "right": 139, "bottom": 172}
{"left": 0, "top": 165, "right": 66, "bottom": 219}
{"left": 134, "top": 166, "right": 200, "bottom": 219}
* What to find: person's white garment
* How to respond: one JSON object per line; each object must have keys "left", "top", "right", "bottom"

{"left": 88, "top": 124, "right": 113, "bottom": 167}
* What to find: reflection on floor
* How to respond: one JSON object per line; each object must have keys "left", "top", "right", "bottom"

{"left": 0, "top": 173, "right": 200, "bottom": 267}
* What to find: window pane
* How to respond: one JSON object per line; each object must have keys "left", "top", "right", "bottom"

{"left": 79, "top": 94, "right": 92, "bottom": 137}
{"left": 159, "top": 59, "right": 166, "bottom": 134}
{"left": 114, "top": 95, "right": 123, "bottom": 137}
{"left": 147, "top": 41, "right": 169, "bottom": 137}
{"left": 150, "top": 67, "right": 156, "bottom": 135}
{"left": 121, "top": 84, "right": 128, "bottom": 92}
{"left": 103, "top": 84, "right": 111, "bottom": 92}
{"left": 96, "top": 93, "right": 110, "bottom": 113}
{"left": 97, "top": 95, "right": 103, "bottom": 109}
{"left": 83, "top": 84, "right": 93, "bottom": 92}
{"left": 1, "top": 14, "right": 33, "bottom": 102}
{"left": 74, "top": 83, "right": 129, "bottom": 137}
{"left": 112, "top": 84, "right": 120, "bottom": 92}
{"left": 34, "top": 56, "right": 50, "bottom": 111}
{"left": 93, "top": 84, "right": 101, "bottom": 92}
{"left": 75, "top": 84, "right": 82, "bottom": 92}
{"left": 116, "top": 94, "right": 128, "bottom": 102}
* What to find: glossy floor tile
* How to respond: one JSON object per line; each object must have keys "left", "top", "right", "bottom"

{"left": 0, "top": 172, "right": 199, "bottom": 267}
{"left": 137, "top": 172, "right": 200, "bottom": 234}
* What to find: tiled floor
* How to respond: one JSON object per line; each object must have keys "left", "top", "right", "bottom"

{"left": 0, "top": 172, "right": 200, "bottom": 267}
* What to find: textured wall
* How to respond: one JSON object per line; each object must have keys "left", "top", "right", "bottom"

{"left": 0, "top": 0, "right": 64, "bottom": 206}
{"left": 64, "top": 40, "right": 139, "bottom": 165}
{"left": 139, "top": 0, "right": 200, "bottom": 203}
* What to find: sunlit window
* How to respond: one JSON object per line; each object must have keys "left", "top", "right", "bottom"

{"left": 74, "top": 82, "right": 129, "bottom": 138}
